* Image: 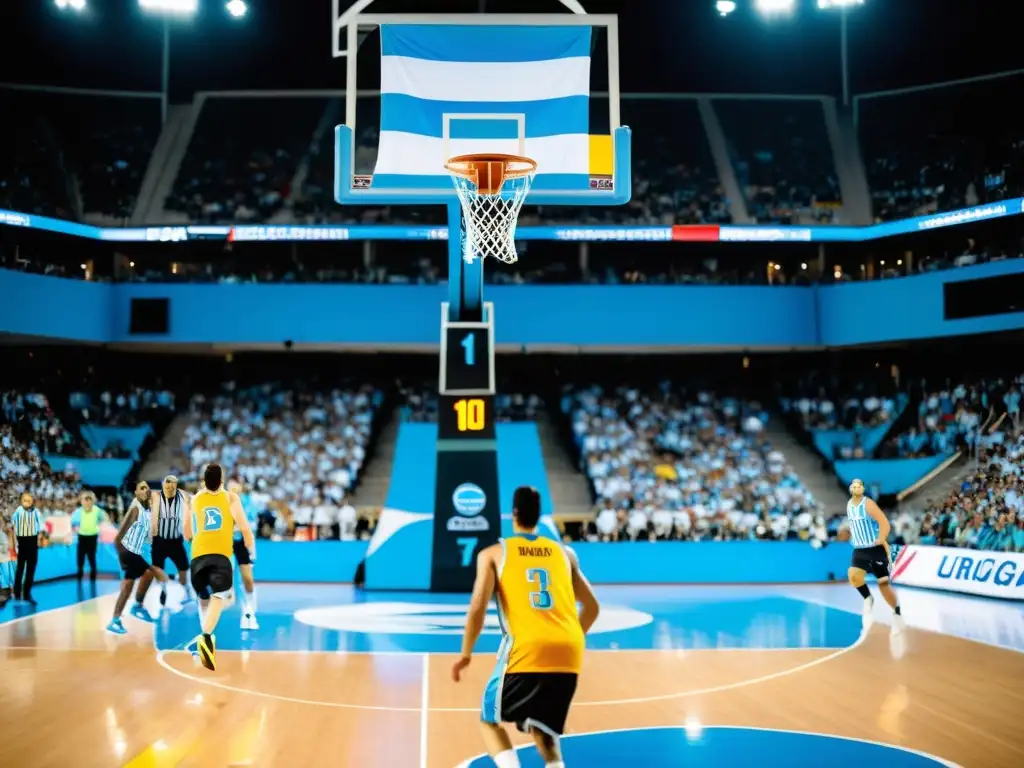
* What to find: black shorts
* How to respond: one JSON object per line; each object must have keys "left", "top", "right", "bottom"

{"left": 191, "top": 554, "right": 234, "bottom": 599}
{"left": 152, "top": 536, "right": 189, "bottom": 573}
{"left": 232, "top": 539, "right": 252, "bottom": 566}
{"left": 118, "top": 549, "right": 150, "bottom": 581}
{"left": 481, "top": 672, "right": 578, "bottom": 736}
{"left": 851, "top": 544, "right": 891, "bottom": 580}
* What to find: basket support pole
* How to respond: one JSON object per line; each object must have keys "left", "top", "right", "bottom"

{"left": 445, "top": 201, "right": 484, "bottom": 323}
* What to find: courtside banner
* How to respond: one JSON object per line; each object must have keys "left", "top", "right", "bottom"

{"left": 891, "top": 545, "right": 1024, "bottom": 599}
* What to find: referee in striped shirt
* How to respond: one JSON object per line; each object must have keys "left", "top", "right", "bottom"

{"left": 151, "top": 476, "right": 191, "bottom": 601}
{"left": 12, "top": 492, "right": 45, "bottom": 605}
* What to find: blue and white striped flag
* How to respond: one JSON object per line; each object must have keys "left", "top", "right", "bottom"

{"left": 373, "top": 24, "right": 594, "bottom": 191}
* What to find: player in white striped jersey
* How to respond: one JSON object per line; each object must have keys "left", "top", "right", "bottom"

{"left": 228, "top": 481, "right": 259, "bottom": 630}
{"left": 106, "top": 481, "right": 169, "bottom": 635}
{"left": 846, "top": 479, "right": 904, "bottom": 636}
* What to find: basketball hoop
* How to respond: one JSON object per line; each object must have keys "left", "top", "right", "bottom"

{"left": 445, "top": 153, "right": 537, "bottom": 265}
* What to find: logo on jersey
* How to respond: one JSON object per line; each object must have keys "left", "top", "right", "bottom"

{"left": 448, "top": 483, "right": 489, "bottom": 532}
{"left": 294, "top": 602, "right": 653, "bottom": 636}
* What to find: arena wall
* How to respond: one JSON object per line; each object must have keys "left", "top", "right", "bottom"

{"left": 3, "top": 260, "right": 1022, "bottom": 347}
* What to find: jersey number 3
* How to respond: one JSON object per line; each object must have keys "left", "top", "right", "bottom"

{"left": 203, "top": 507, "right": 223, "bottom": 531}
{"left": 526, "top": 568, "right": 553, "bottom": 610}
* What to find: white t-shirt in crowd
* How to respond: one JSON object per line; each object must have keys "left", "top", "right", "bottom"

{"left": 596, "top": 509, "right": 618, "bottom": 536}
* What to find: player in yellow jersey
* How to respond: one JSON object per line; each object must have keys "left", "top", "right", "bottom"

{"left": 183, "top": 464, "right": 255, "bottom": 671}
{"left": 453, "top": 486, "right": 601, "bottom": 768}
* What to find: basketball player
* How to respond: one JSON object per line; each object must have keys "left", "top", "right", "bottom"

{"left": 0, "top": 509, "right": 12, "bottom": 607}
{"left": 452, "top": 486, "right": 601, "bottom": 768}
{"left": 184, "top": 464, "right": 255, "bottom": 671}
{"left": 107, "top": 481, "right": 169, "bottom": 635}
{"left": 228, "top": 481, "right": 259, "bottom": 630}
{"left": 847, "top": 478, "right": 904, "bottom": 635}
{"left": 151, "top": 475, "right": 192, "bottom": 605}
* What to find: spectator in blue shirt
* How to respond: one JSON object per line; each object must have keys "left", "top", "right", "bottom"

{"left": 954, "top": 512, "right": 984, "bottom": 549}
{"left": 1012, "top": 514, "right": 1024, "bottom": 553}
{"left": 980, "top": 512, "right": 1014, "bottom": 552}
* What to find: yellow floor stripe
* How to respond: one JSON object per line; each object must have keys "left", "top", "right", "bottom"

{"left": 227, "top": 710, "right": 267, "bottom": 766}
{"left": 122, "top": 722, "right": 205, "bottom": 768}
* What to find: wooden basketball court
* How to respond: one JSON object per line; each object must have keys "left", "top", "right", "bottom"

{"left": 1, "top": 582, "right": 1021, "bottom": 767}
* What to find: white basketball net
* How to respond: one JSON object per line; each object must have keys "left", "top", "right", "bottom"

{"left": 449, "top": 170, "right": 536, "bottom": 265}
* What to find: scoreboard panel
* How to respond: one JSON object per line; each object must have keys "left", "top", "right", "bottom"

{"left": 438, "top": 300, "right": 495, "bottom": 395}
{"left": 438, "top": 394, "right": 495, "bottom": 441}
{"left": 431, "top": 303, "right": 501, "bottom": 592}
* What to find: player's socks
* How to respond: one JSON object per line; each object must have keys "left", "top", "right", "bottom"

{"left": 545, "top": 762, "right": 565, "bottom": 768}
{"left": 493, "top": 750, "right": 521, "bottom": 768}
{"left": 894, "top": 604, "right": 901, "bottom": 615}
{"left": 856, "top": 584, "right": 872, "bottom": 599}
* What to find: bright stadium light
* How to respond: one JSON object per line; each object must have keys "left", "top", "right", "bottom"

{"left": 55, "top": 0, "right": 88, "bottom": 11}
{"left": 715, "top": 1, "right": 736, "bottom": 16}
{"left": 138, "top": 0, "right": 199, "bottom": 15}
{"left": 226, "top": 0, "right": 247, "bottom": 17}
{"left": 755, "top": 0, "right": 795, "bottom": 16}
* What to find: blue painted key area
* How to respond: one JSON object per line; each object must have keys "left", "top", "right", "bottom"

{"left": 462, "top": 727, "right": 951, "bottom": 768}
{"left": 139, "top": 583, "right": 862, "bottom": 654}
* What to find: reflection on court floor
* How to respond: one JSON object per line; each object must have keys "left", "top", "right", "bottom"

{"left": 1, "top": 582, "right": 1022, "bottom": 767}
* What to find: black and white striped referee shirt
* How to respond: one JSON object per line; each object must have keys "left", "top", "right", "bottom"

{"left": 156, "top": 490, "right": 185, "bottom": 539}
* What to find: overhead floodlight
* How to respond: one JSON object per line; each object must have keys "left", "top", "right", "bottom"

{"left": 715, "top": 1, "right": 737, "bottom": 17}
{"left": 226, "top": 0, "right": 247, "bottom": 17}
{"left": 755, "top": 0, "right": 796, "bottom": 16}
{"left": 817, "top": 0, "right": 864, "bottom": 8}
{"left": 55, "top": 0, "right": 88, "bottom": 11}
{"left": 138, "top": 0, "right": 199, "bottom": 15}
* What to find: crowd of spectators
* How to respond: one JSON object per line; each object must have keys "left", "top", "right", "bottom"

{"left": 166, "top": 98, "right": 330, "bottom": 223}
{"left": 0, "top": 425, "right": 83, "bottom": 516}
{"left": 779, "top": 375, "right": 904, "bottom": 463}
{"left": 0, "top": 92, "right": 75, "bottom": 219}
{"left": 782, "top": 382, "right": 899, "bottom": 432}
{"left": 1, "top": 390, "right": 92, "bottom": 457}
{"left": 0, "top": 89, "right": 159, "bottom": 220}
{"left": 879, "top": 376, "right": 1022, "bottom": 459}
{"left": 564, "top": 383, "right": 828, "bottom": 543}
{"left": 899, "top": 428, "right": 1024, "bottom": 553}
{"left": 860, "top": 73, "right": 1024, "bottom": 222}
{"left": 174, "top": 382, "right": 382, "bottom": 539}
{"left": 715, "top": 98, "right": 841, "bottom": 224}
{"left": 69, "top": 387, "right": 176, "bottom": 427}
{"left": 5, "top": 72, "right": 1024, "bottom": 230}
{"left": 0, "top": 380, "right": 177, "bottom": 518}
